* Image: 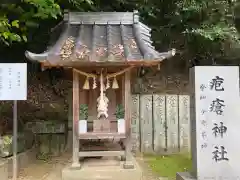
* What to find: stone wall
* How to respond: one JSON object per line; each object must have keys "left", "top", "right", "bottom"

{"left": 131, "top": 94, "right": 190, "bottom": 154}
{"left": 24, "top": 121, "right": 67, "bottom": 159}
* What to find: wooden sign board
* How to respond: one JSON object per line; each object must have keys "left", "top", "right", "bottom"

{"left": 0, "top": 63, "right": 27, "bottom": 100}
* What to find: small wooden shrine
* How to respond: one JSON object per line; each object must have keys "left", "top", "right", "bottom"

{"left": 25, "top": 10, "right": 175, "bottom": 169}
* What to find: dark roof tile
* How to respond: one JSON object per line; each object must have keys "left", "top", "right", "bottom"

{"left": 25, "top": 11, "right": 175, "bottom": 67}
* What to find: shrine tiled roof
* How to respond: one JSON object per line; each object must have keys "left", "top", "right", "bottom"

{"left": 25, "top": 11, "right": 176, "bottom": 67}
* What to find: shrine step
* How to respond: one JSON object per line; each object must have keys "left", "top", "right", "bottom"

{"left": 79, "top": 150, "right": 124, "bottom": 157}
{"left": 62, "top": 156, "right": 143, "bottom": 180}
{"left": 82, "top": 157, "right": 121, "bottom": 167}
{"left": 79, "top": 132, "right": 126, "bottom": 139}
{"left": 80, "top": 140, "right": 122, "bottom": 151}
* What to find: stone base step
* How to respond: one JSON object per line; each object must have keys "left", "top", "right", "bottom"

{"left": 62, "top": 157, "right": 142, "bottom": 180}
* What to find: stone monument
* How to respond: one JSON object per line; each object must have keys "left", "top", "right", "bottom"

{"left": 177, "top": 66, "right": 240, "bottom": 180}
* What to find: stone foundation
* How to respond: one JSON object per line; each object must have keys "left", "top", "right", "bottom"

{"left": 62, "top": 157, "right": 143, "bottom": 180}
{"left": 0, "top": 148, "right": 36, "bottom": 180}
{"left": 176, "top": 172, "right": 196, "bottom": 180}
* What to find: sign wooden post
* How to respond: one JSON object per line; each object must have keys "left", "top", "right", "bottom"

{"left": 13, "top": 100, "right": 17, "bottom": 180}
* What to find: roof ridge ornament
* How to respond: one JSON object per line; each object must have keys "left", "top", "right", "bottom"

{"left": 63, "top": 9, "right": 70, "bottom": 21}
{"left": 171, "top": 49, "right": 176, "bottom": 56}
{"left": 133, "top": 10, "right": 139, "bottom": 23}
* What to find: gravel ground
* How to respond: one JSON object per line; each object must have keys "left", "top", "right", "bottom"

{"left": 9, "top": 153, "right": 71, "bottom": 180}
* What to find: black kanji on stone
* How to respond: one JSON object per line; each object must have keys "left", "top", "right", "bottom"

{"left": 200, "top": 95, "right": 206, "bottom": 100}
{"left": 201, "top": 120, "right": 207, "bottom": 126}
{"left": 200, "top": 84, "right": 207, "bottom": 91}
{"left": 201, "top": 109, "right": 207, "bottom": 115}
{"left": 212, "top": 146, "right": 229, "bottom": 162}
{"left": 212, "top": 122, "right": 227, "bottom": 138}
{"left": 201, "top": 143, "right": 207, "bottom": 149}
{"left": 210, "top": 98, "right": 225, "bottom": 115}
{"left": 201, "top": 131, "right": 207, "bottom": 139}
{"left": 209, "top": 76, "right": 224, "bottom": 91}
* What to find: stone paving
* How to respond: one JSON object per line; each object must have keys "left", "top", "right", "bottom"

{"left": 9, "top": 153, "right": 164, "bottom": 180}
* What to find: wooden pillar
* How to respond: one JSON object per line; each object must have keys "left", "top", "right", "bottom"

{"left": 72, "top": 69, "right": 80, "bottom": 168}
{"left": 66, "top": 90, "right": 73, "bottom": 151}
{"left": 123, "top": 69, "right": 134, "bottom": 169}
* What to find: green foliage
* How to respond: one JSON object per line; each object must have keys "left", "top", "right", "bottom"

{"left": 68, "top": 0, "right": 93, "bottom": 9}
{"left": 136, "top": 0, "right": 240, "bottom": 62}
{"left": 115, "top": 104, "right": 124, "bottom": 119}
{"left": 79, "top": 104, "right": 88, "bottom": 120}
{"left": 0, "top": 0, "right": 61, "bottom": 45}
{"left": 1, "top": 0, "right": 240, "bottom": 63}
{"left": 179, "top": 0, "right": 239, "bottom": 42}
{"left": 145, "top": 153, "right": 192, "bottom": 179}
{"left": 0, "top": 17, "right": 22, "bottom": 45}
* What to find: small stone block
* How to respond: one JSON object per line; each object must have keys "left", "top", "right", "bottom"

{"left": 123, "top": 161, "right": 134, "bottom": 169}
{"left": 70, "top": 163, "right": 81, "bottom": 169}
{"left": 102, "top": 120, "right": 110, "bottom": 132}
{"left": 176, "top": 172, "right": 196, "bottom": 180}
{"left": 93, "top": 120, "right": 102, "bottom": 132}
{"left": 93, "top": 120, "right": 110, "bottom": 132}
